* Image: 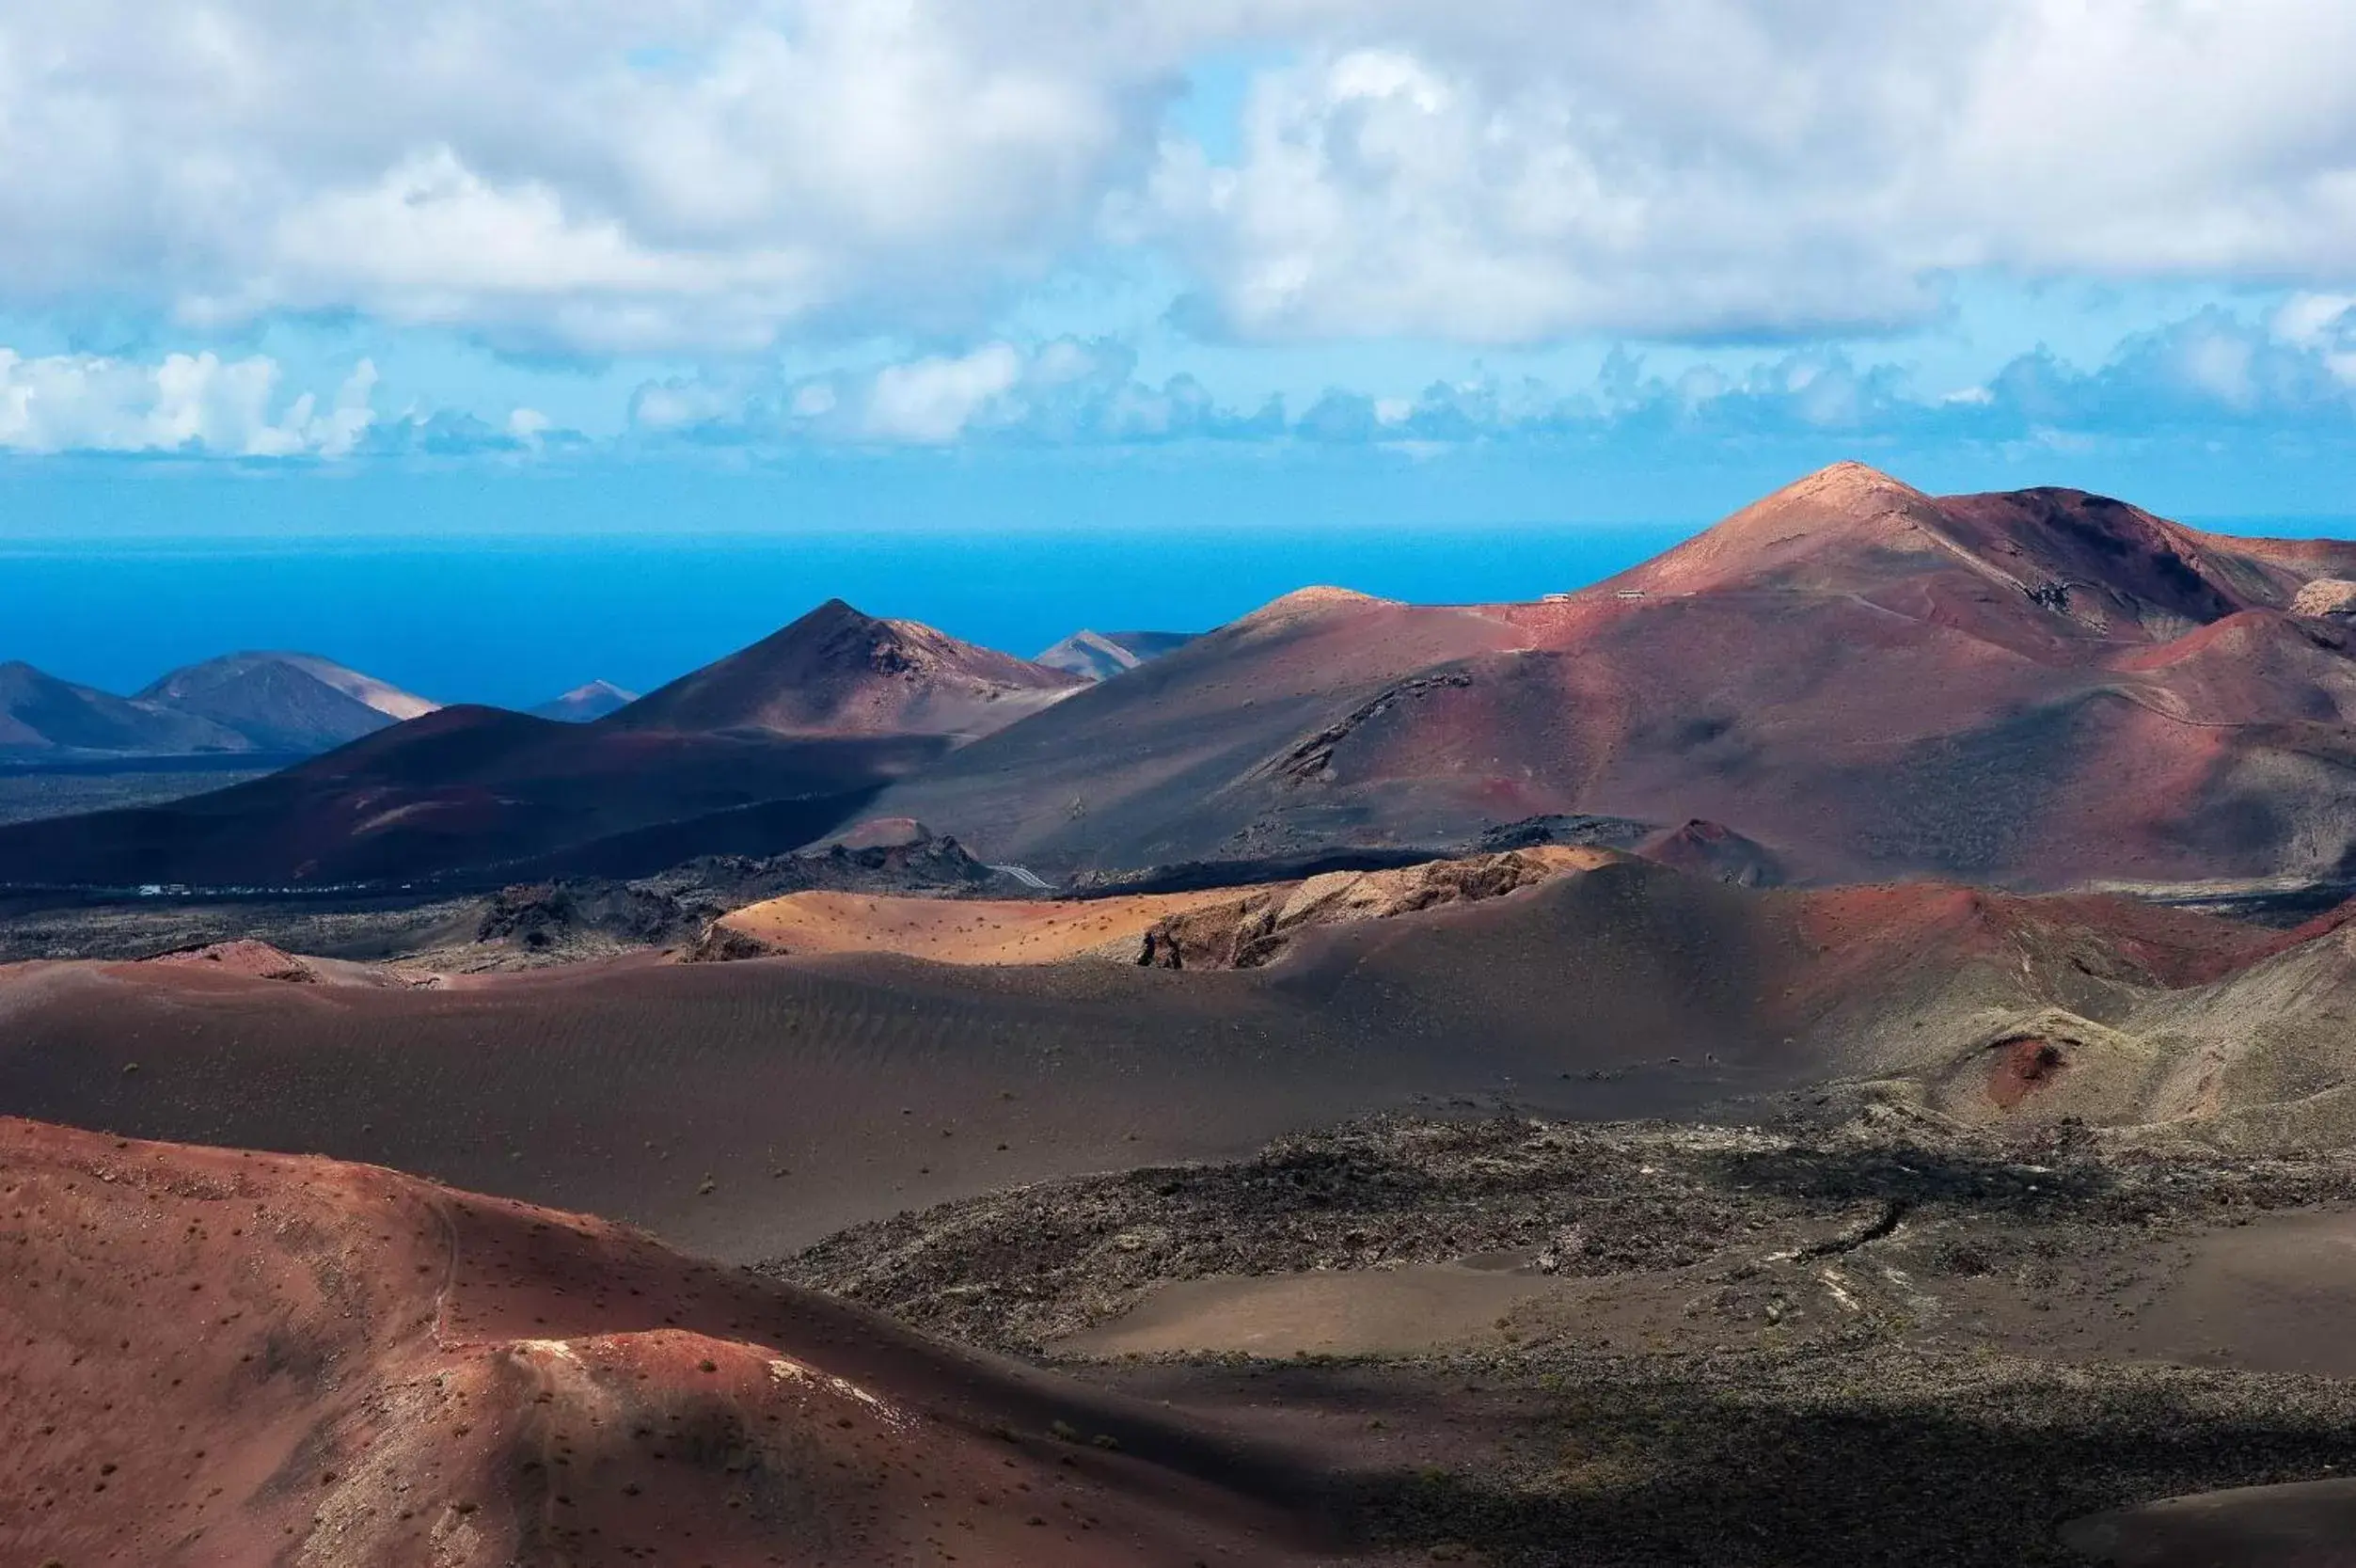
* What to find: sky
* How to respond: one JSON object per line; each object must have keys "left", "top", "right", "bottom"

{"left": 12, "top": 2, "right": 2356, "bottom": 693}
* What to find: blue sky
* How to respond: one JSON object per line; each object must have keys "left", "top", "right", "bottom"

{"left": 7, "top": 2, "right": 2356, "bottom": 543}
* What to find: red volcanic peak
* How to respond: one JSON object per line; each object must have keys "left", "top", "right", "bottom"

{"left": 608, "top": 597, "right": 1084, "bottom": 740}
{"left": 866, "top": 463, "right": 2356, "bottom": 887}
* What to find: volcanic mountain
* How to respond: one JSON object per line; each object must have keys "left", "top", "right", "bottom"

{"left": 609, "top": 598, "right": 1084, "bottom": 740}
{"left": 0, "top": 1116, "right": 1315, "bottom": 1567}
{"left": 1034, "top": 629, "right": 1201, "bottom": 682}
{"left": 136, "top": 650, "right": 438, "bottom": 752}
{"left": 530, "top": 678, "right": 639, "bottom": 721}
{"left": 0, "top": 604, "right": 1073, "bottom": 887}
{"left": 0, "top": 660, "right": 249, "bottom": 757}
{"left": 865, "top": 464, "right": 2356, "bottom": 888}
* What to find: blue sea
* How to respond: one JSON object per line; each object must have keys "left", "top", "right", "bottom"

{"left": 15, "top": 512, "right": 2355, "bottom": 710}
{"left": 4, "top": 526, "right": 1694, "bottom": 709}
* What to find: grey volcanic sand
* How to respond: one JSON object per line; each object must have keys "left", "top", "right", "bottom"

{"left": 2065, "top": 1479, "right": 2356, "bottom": 1566}
{"left": 0, "top": 866, "right": 1807, "bottom": 1259}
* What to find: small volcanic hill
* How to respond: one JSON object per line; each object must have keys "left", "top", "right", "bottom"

{"left": 0, "top": 660, "right": 249, "bottom": 758}
{"left": 867, "top": 465, "right": 2356, "bottom": 887}
{"left": 530, "top": 679, "right": 639, "bottom": 722}
{"left": 861, "top": 587, "right": 1527, "bottom": 873}
{"left": 609, "top": 599, "right": 1084, "bottom": 741}
{"left": 136, "top": 649, "right": 439, "bottom": 752}
{"left": 0, "top": 704, "right": 938, "bottom": 887}
{"left": 698, "top": 845, "right": 1610, "bottom": 968}
{"left": 1034, "top": 629, "right": 1201, "bottom": 682}
{"left": 0, "top": 1117, "right": 1318, "bottom": 1567}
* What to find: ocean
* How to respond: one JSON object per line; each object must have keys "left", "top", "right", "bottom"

{"left": 4, "top": 525, "right": 1695, "bottom": 708}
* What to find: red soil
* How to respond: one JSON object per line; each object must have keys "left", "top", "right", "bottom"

{"left": 0, "top": 1117, "right": 1324, "bottom": 1566}
{"left": 1985, "top": 1036, "right": 2071, "bottom": 1110}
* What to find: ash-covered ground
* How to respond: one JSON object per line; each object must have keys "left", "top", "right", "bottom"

{"left": 765, "top": 1109, "right": 2356, "bottom": 1565}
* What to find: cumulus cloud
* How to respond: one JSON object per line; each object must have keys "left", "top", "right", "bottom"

{"left": 0, "top": 350, "right": 377, "bottom": 456}
{"left": 1148, "top": 2, "right": 2356, "bottom": 342}
{"left": 8, "top": 3, "right": 2356, "bottom": 352}
{"left": 0, "top": 2, "right": 1171, "bottom": 355}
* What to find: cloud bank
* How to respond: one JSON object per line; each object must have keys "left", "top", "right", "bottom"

{"left": 8, "top": 3, "right": 2356, "bottom": 353}
{"left": 619, "top": 300, "right": 2356, "bottom": 454}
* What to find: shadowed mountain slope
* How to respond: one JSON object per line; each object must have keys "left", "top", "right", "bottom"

{"left": 0, "top": 704, "right": 931, "bottom": 886}
{"left": 0, "top": 660, "right": 250, "bottom": 757}
{"left": 867, "top": 465, "right": 2356, "bottom": 887}
{"left": 135, "top": 650, "right": 438, "bottom": 752}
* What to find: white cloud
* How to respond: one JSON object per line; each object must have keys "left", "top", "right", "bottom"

{"left": 0, "top": 2, "right": 1171, "bottom": 354}
{"left": 864, "top": 344, "right": 1026, "bottom": 442}
{"left": 1149, "top": 2, "right": 2356, "bottom": 341}
{"left": 8, "top": 3, "right": 2356, "bottom": 351}
{"left": 0, "top": 349, "right": 376, "bottom": 456}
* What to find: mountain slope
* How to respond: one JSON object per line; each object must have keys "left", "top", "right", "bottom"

{"left": 855, "top": 587, "right": 1526, "bottom": 872}
{"left": 610, "top": 598, "right": 1084, "bottom": 740}
{"left": 0, "top": 704, "right": 937, "bottom": 886}
{"left": 0, "top": 660, "right": 250, "bottom": 757}
{"left": 1035, "top": 628, "right": 1202, "bottom": 681}
{"left": 136, "top": 650, "right": 438, "bottom": 752}
{"left": 530, "top": 677, "right": 638, "bottom": 721}
{"left": 865, "top": 465, "right": 2356, "bottom": 887}
{"left": 0, "top": 1116, "right": 1318, "bottom": 1568}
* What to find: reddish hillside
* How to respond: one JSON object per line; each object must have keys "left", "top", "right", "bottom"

{"left": 609, "top": 598, "right": 1084, "bottom": 741}
{"left": 869, "top": 464, "right": 2356, "bottom": 887}
{"left": 854, "top": 587, "right": 1530, "bottom": 870}
{"left": 0, "top": 1117, "right": 1318, "bottom": 1567}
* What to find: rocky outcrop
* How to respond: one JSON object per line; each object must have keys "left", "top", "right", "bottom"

{"left": 146, "top": 939, "right": 319, "bottom": 982}
{"left": 2291, "top": 578, "right": 2356, "bottom": 618}
{"left": 1134, "top": 846, "right": 1604, "bottom": 970}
